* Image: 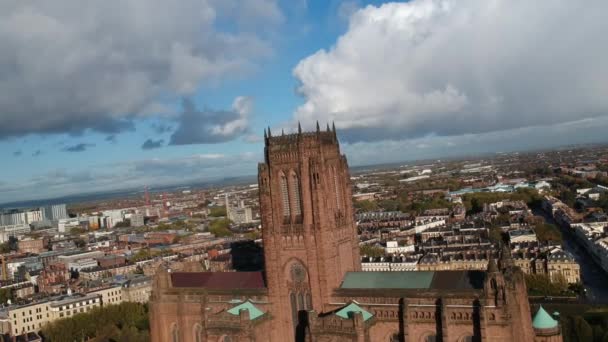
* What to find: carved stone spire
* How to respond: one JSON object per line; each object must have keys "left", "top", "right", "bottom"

{"left": 298, "top": 121, "right": 302, "bottom": 134}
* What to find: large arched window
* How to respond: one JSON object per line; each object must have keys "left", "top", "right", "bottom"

{"left": 280, "top": 172, "right": 291, "bottom": 218}
{"left": 290, "top": 173, "right": 302, "bottom": 217}
{"left": 333, "top": 167, "right": 342, "bottom": 211}
{"left": 171, "top": 323, "right": 179, "bottom": 342}
{"left": 193, "top": 324, "right": 202, "bottom": 342}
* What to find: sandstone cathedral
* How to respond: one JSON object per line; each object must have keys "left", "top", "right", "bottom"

{"left": 149, "top": 125, "right": 562, "bottom": 342}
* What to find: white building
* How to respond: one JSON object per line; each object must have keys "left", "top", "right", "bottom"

{"left": 41, "top": 204, "right": 68, "bottom": 221}
{"left": 25, "top": 210, "right": 43, "bottom": 224}
{"left": 0, "top": 293, "right": 103, "bottom": 337}
{"left": 0, "top": 224, "right": 31, "bottom": 243}
{"left": 508, "top": 229, "right": 538, "bottom": 244}
{"left": 385, "top": 241, "right": 415, "bottom": 254}
{"left": 67, "top": 258, "right": 98, "bottom": 272}
{"left": 414, "top": 219, "right": 445, "bottom": 234}
{"left": 56, "top": 218, "right": 81, "bottom": 233}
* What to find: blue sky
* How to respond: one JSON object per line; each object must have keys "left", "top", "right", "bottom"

{"left": 1, "top": 0, "right": 608, "bottom": 204}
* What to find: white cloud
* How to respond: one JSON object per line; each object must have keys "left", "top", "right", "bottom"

{"left": 0, "top": 1, "right": 277, "bottom": 139}
{"left": 294, "top": 0, "right": 608, "bottom": 142}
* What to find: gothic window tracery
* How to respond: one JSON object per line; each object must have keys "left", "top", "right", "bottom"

{"left": 171, "top": 324, "right": 179, "bottom": 342}
{"left": 193, "top": 324, "right": 202, "bottom": 342}
{"left": 333, "top": 167, "right": 342, "bottom": 211}
{"left": 290, "top": 172, "right": 302, "bottom": 218}
{"left": 280, "top": 172, "right": 291, "bottom": 219}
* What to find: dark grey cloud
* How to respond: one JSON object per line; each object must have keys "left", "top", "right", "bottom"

{"left": 62, "top": 143, "right": 95, "bottom": 152}
{"left": 151, "top": 123, "right": 173, "bottom": 134}
{"left": 13, "top": 150, "right": 22, "bottom": 157}
{"left": 0, "top": 1, "right": 276, "bottom": 139}
{"left": 141, "top": 139, "right": 164, "bottom": 150}
{"left": 294, "top": 1, "right": 608, "bottom": 143}
{"left": 170, "top": 97, "right": 252, "bottom": 145}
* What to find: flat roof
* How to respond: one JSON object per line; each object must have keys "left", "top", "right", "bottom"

{"left": 340, "top": 271, "right": 486, "bottom": 290}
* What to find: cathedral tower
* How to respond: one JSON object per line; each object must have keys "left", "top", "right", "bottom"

{"left": 258, "top": 123, "right": 361, "bottom": 340}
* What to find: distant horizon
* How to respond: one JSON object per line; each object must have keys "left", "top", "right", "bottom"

{"left": 3, "top": 139, "right": 605, "bottom": 210}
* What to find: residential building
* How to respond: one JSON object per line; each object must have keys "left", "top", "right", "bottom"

{"left": 41, "top": 204, "right": 68, "bottom": 221}
{"left": 18, "top": 238, "right": 48, "bottom": 254}
{"left": 121, "top": 276, "right": 153, "bottom": 303}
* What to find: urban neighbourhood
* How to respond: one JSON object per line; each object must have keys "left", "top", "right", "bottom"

{"left": 1, "top": 129, "right": 608, "bottom": 341}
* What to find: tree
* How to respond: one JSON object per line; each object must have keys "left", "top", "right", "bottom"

{"left": 7, "top": 236, "right": 18, "bottom": 251}
{"left": 524, "top": 274, "right": 569, "bottom": 296}
{"left": 377, "top": 200, "right": 400, "bottom": 212}
{"left": 360, "top": 245, "right": 384, "bottom": 258}
{"left": 354, "top": 200, "right": 379, "bottom": 212}
{"left": 0, "top": 242, "right": 10, "bottom": 254}
{"left": 0, "top": 288, "right": 13, "bottom": 304}
{"left": 41, "top": 302, "right": 149, "bottom": 342}
{"left": 73, "top": 238, "right": 87, "bottom": 248}
{"left": 209, "top": 218, "right": 233, "bottom": 237}
{"left": 488, "top": 227, "right": 505, "bottom": 244}
{"left": 533, "top": 223, "right": 562, "bottom": 242}
{"left": 70, "top": 227, "right": 86, "bottom": 235}
{"left": 209, "top": 206, "right": 227, "bottom": 217}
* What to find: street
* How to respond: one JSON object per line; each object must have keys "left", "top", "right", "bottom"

{"left": 533, "top": 208, "right": 608, "bottom": 303}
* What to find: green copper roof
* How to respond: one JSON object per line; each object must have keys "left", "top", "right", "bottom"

{"left": 532, "top": 305, "right": 558, "bottom": 329}
{"left": 341, "top": 271, "right": 434, "bottom": 289}
{"left": 339, "top": 271, "right": 486, "bottom": 290}
{"left": 227, "top": 300, "right": 265, "bottom": 320}
{"left": 335, "top": 302, "right": 373, "bottom": 321}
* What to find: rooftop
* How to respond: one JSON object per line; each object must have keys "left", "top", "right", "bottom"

{"left": 171, "top": 272, "right": 265, "bottom": 289}
{"left": 340, "top": 271, "right": 486, "bottom": 290}
{"left": 532, "top": 305, "right": 558, "bottom": 330}
{"left": 335, "top": 302, "right": 373, "bottom": 321}
{"left": 227, "top": 300, "right": 265, "bottom": 320}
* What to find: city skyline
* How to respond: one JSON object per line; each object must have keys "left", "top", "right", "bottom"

{"left": 2, "top": 0, "right": 608, "bottom": 203}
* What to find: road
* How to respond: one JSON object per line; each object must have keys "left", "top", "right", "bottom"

{"left": 533, "top": 208, "right": 608, "bottom": 303}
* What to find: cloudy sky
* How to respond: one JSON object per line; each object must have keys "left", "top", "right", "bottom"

{"left": 1, "top": 0, "right": 607, "bottom": 204}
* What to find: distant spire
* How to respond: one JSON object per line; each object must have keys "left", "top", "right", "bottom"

{"left": 298, "top": 121, "right": 302, "bottom": 134}
{"left": 263, "top": 128, "right": 267, "bottom": 139}
{"left": 332, "top": 121, "right": 336, "bottom": 132}
{"left": 282, "top": 128, "right": 285, "bottom": 136}
{"left": 326, "top": 123, "right": 330, "bottom": 132}
{"left": 316, "top": 121, "right": 320, "bottom": 132}
{"left": 267, "top": 126, "right": 272, "bottom": 137}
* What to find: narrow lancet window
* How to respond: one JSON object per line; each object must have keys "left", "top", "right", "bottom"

{"left": 291, "top": 173, "right": 302, "bottom": 216}
{"left": 280, "top": 173, "right": 291, "bottom": 218}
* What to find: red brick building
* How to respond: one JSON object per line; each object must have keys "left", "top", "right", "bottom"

{"left": 17, "top": 237, "right": 48, "bottom": 254}
{"left": 149, "top": 126, "right": 561, "bottom": 342}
